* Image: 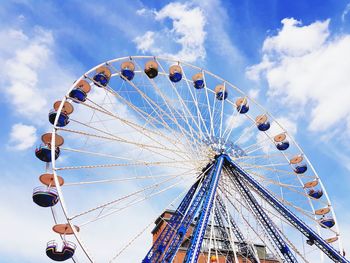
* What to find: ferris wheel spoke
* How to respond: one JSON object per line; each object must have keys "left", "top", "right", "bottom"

{"left": 95, "top": 93, "right": 186, "bottom": 153}
{"left": 59, "top": 146, "right": 186, "bottom": 164}
{"left": 78, "top": 172, "right": 195, "bottom": 228}
{"left": 70, "top": 171, "right": 189, "bottom": 221}
{"left": 110, "top": 64, "right": 203, "bottom": 149}
{"left": 156, "top": 60, "right": 204, "bottom": 141}
{"left": 70, "top": 116, "right": 191, "bottom": 162}
{"left": 57, "top": 127, "right": 188, "bottom": 158}
{"left": 181, "top": 67, "right": 211, "bottom": 138}
{"left": 222, "top": 194, "right": 259, "bottom": 263}
{"left": 202, "top": 72, "right": 215, "bottom": 137}
{"left": 233, "top": 122, "right": 257, "bottom": 145}
{"left": 86, "top": 75, "right": 186, "bottom": 146}
{"left": 246, "top": 171, "right": 302, "bottom": 189}
{"left": 228, "top": 175, "right": 327, "bottom": 227}
{"left": 218, "top": 187, "right": 282, "bottom": 261}
{"left": 210, "top": 93, "right": 218, "bottom": 138}
{"left": 240, "top": 164, "right": 316, "bottom": 179}
{"left": 222, "top": 107, "right": 244, "bottom": 145}
{"left": 55, "top": 159, "right": 203, "bottom": 171}
{"left": 138, "top": 74, "right": 204, "bottom": 159}
{"left": 63, "top": 168, "right": 197, "bottom": 187}
{"left": 74, "top": 94, "right": 190, "bottom": 155}
{"left": 131, "top": 59, "right": 198, "bottom": 142}
{"left": 247, "top": 171, "right": 314, "bottom": 198}
{"left": 234, "top": 152, "right": 290, "bottom": 161}
{"left": 219, "top": 84, "right": 226, "bottom": 140}
{"left": 237, "top": 161, "right": 288, "bottom": 168}
{"left": 110, "top": 220, "right": 154, "bottom": 262}
{"left": 242, "top": 137, "right": 275, "bottom": 155}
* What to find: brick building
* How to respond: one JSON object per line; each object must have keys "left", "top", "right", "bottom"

{"left": 151, "top": 210, "right": 280, "bottom": 263}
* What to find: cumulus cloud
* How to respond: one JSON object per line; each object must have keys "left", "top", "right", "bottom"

{"left": 262, "top": 18, "right": 330, "bottom": 56}
{"left": 0, "top": 27, "right": 75, "bottom": 124}
{"left": 247, "top": 18, "right": 350, "bottom": 137}
{"left": 9, "top": 123, "right": 37, "bottom": 150}
{"left": 134, "top": 31, "right": 157, "bottom": 53}
{"left": 134, "top": 2, "right": 206, "bottom": 62}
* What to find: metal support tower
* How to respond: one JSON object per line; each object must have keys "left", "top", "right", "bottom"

{"left": 142, "top": 178, "right": 201, "bottom": 263}
{"left": 227, "top": 166, "right": 298, "bottom": 262}
{"left": 213, "top": 204, "right": 234, "bottom": 262}
{"left": 161, "top": 161, "right": 219, "bottom": 263}
{"left": 184, "top": 155, "right": 225, "bottom": 263}
{"left": 215, "top": 195, "right": 260, "bottom": 263}
{"left": 225, "top": 155, "right": 350, "bottom": 263}
{"left": 143, "top": 154, "right": 349, "bottom": 263}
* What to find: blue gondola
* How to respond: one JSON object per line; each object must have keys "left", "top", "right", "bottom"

{"left": 48, "top": 110, "right": 69, "bottom": 127}
{"left": 192, "top": 73, "right": 204, "bottom": 89}
{"left": 121, "top": 61, "right": 135, "bottom": 81}
{"left": 257, "top": 122, "right": 270, "bottom": 131}
{"left": 69, "top": 88, "right": 87, "bottom": 102}
{"left": 256, "top": 115, "right": 270, "bottom": 131}
{"left": 215, "top": 85, "right": 228, "bottom": 101}
{"left": 46, "top": 241, "right": 76, "bottom": 261}
{"left": 276, "top": 141, "right": 289, "bottom": 150}
{"left": 294, "top": 164, "right": 307, "bottom": 174}
{"left": 319, "top": 218, "right": 335, "bottom": 228}
{"left": 237, "top": 104, "right": 249, "bottom": 113}
{"left": 32, "top": 186, "right": 59, "bottom": 207}
{"left": 236, "top": 98, "right": 249, "bottom": 114}
{"left": 145, "top": 60, "right": 158, "bottom": 79}
{"left": 93, "top": 66, "right": 111, "bottom": 87}
{"left": 170, "top": 72, "right": 182, "bottom": 82}
{"left": 194, "top": 79, "right": 204, "bottom": 89}
{"left": 35, "top": 145, "right": 60, "bottom": 162}
{"left": 93, "top": 72, "right": 109, "bottom": 87}
{"left": 308, "top": 189, "right": 323, "bottom": 199}
{"left": 169, "top": 65, "right": 182, "bottom": 83}
{"left": 216, "top": 91, "right": 228, "bottom": 100}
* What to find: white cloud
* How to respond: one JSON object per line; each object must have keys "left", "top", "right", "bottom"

{"left": 9, "top": 123, "right": 37, "bottom": 150}
{"left": 0, "top": 27, "right": 75, "bottom": 124}
{"left": 262, "top": 18, "right": 330, "bottom": 56}
{"left": 134, "top": 2, "right": 206, "bottom": 62}
{"left": 193, "top": 0, "right": 244, "bottom": 64}
{"left": 342, "top": 3, "right": 350, "bottom": 22}
{"left": 134, "top": 31, "right": 157, "bottom": 53}
{"left": 247, "top": 18, "right": 350, "bottom": 137}
{"left": 248, "top": 88, "right": 260, "bottom": 100}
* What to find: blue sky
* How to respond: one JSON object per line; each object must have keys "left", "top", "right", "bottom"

{"left": 1, "top": 0, "right": 350, "bottom": 262}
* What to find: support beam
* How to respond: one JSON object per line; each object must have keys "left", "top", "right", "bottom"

{"left": 160, "top": 162, "right": 218, "bottom": 263}
{"left": 142, "top": 178, "right": 201, "bottom": 263}
{"left": 184, "top": 155, "right": 225, "bottom": 263}
{"left": 227, "top": 167, "right": 298, "bottom": 262}
{"left": 225, "top": 155, "right": 349, "bottom": 263}
{"left": 216, "top": 195, "right": 260, "bottom": 263}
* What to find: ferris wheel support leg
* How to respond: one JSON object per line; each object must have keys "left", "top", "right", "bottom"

{"left": 142, "top": 177, "right": 201, "bottom": 263}
{"left": 215, "top": 195, "right": 260, "bottom": 263}
{"left": 225, "top": 156, "right": 350, "bottom": 263}
{"left": 183, "top": 155, "right": 225, "bottom": 263}
{"left": 227, "top": 165, "right": 298, "bottom": 262}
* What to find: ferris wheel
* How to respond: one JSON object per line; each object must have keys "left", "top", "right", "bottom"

{"left": 32, "top": 56, "right": 348, "bottom": 263}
